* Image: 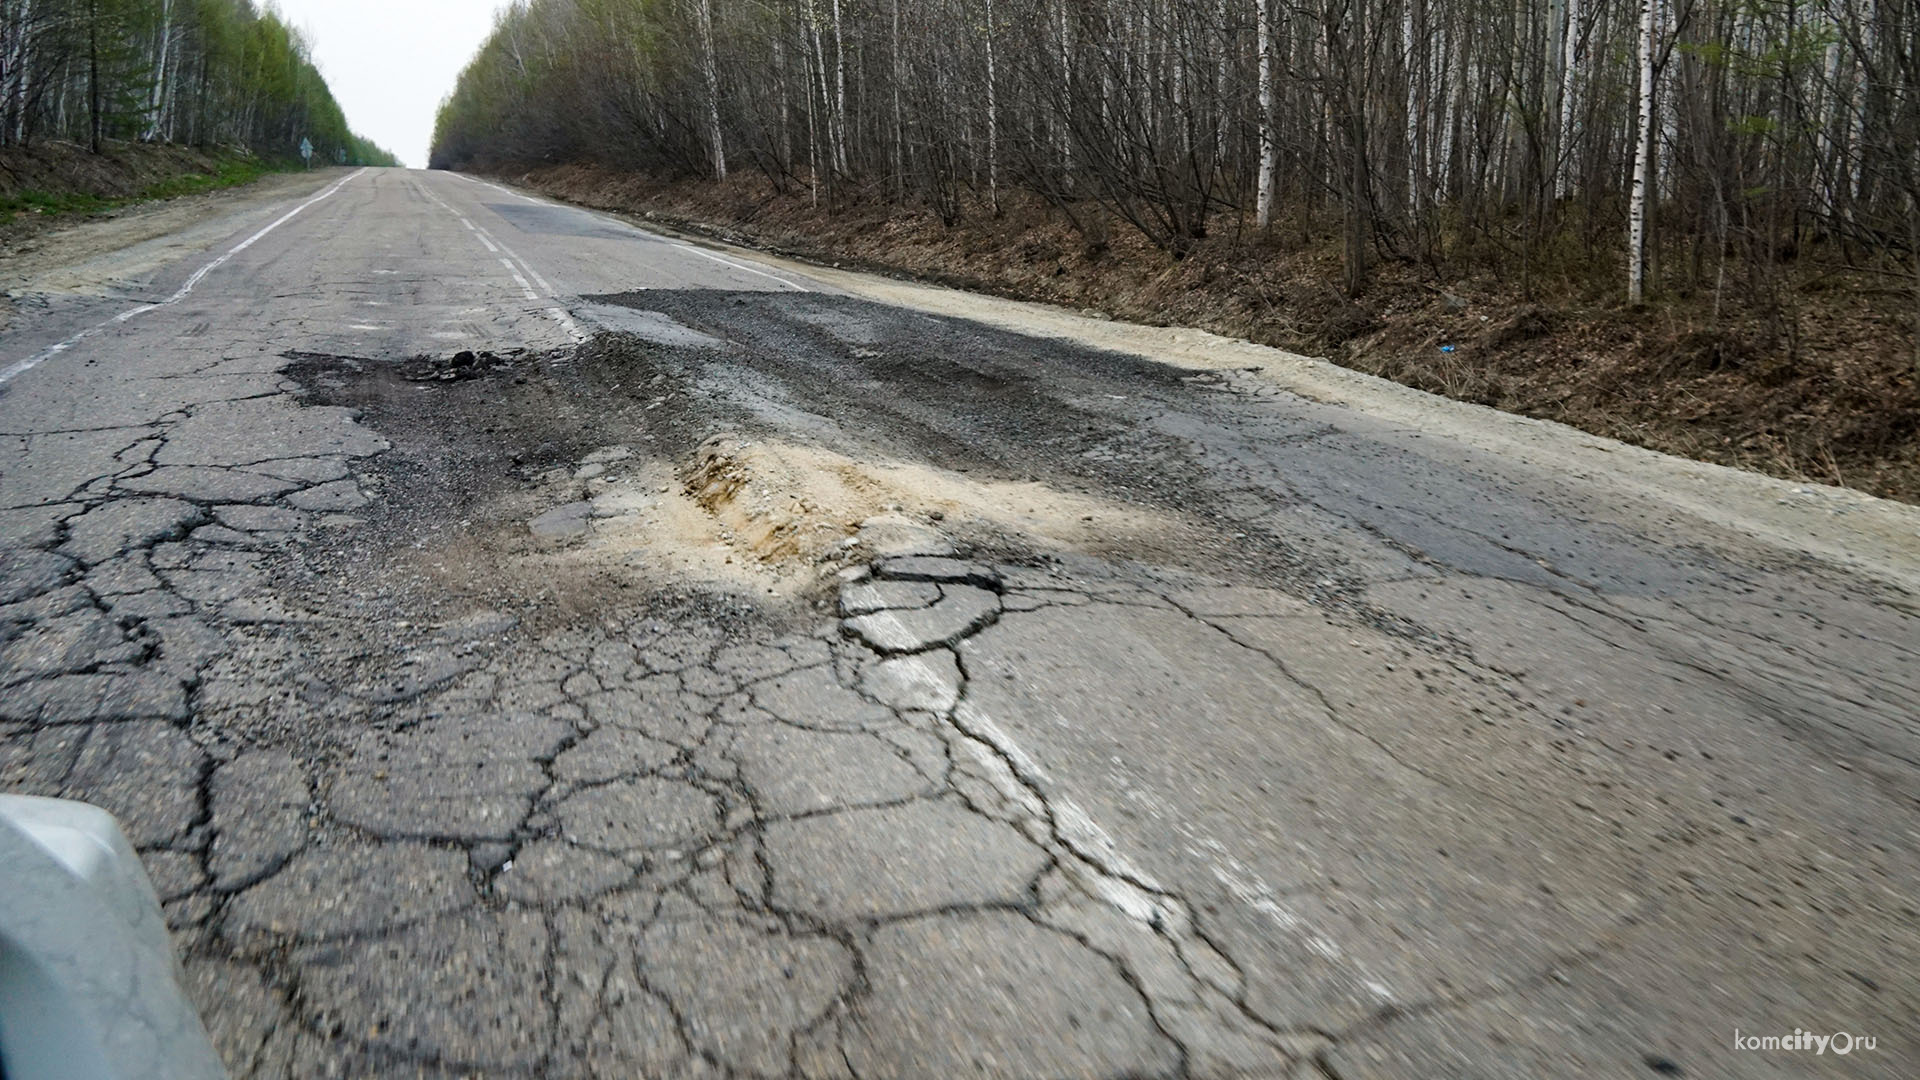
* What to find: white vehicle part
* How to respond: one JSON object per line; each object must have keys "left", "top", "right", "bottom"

{"left": 0, "top": 795, "right": 225, "bottom": 1080}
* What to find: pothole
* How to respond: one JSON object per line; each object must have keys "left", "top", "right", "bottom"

{"left": 532, "top": 431, "right": 1184, "bottom": 597}
{"left": 401, "top": 349, "right": 515, "bottom": 383}
{"left": 286, "top": 335, "right": 1205, "bottom": 628}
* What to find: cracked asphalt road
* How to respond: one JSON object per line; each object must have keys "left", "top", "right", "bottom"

{"left": 3, "top": 168, "right": 1918, "bottom": 1079}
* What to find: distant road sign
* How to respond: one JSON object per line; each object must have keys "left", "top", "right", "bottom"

{"left": 299, "top": 137, "right": 314, "bottom": 168}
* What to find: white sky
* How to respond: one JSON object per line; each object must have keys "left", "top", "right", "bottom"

{"left": 270, "top": 0, "right": 512, "bottom": 169}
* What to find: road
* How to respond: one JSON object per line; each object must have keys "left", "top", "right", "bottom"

{"left": 1, "top": 166, "right": 1917, "bottom": 1079}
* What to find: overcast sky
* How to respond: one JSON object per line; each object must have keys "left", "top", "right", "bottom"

{"left": 272, "top": 0, "right": 510, "bottom": 169}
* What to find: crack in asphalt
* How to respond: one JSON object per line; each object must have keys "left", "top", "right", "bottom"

{"left": 4, "top": 175, "right": 1918, "bottom": 1078}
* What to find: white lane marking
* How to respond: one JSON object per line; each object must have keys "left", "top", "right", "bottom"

{"left": 418, "top": 174, "right": 579, "bottom": 342}
{"left": 1120, "top": 785, "right": 1399, "bottom": 1002}
{"left": 547, "top": 307, "right": 587, "bottom": 342}
{"left": 921, "top": 631, "right": 1399, "bottom": 1005}
{"left": 499, "top": 259, "right": 539, "bottom": 300}
{"left": 470, "top": 221, "right": 556, "bottom": 295}
{"left": 1, "top": 168, "right": 368, "bottom": 385}
{"left": 479, "top": 179, "right": 543, "bottom": 205}
{"left": 671, "top": 243, "right": 809, "bottom": 292}
{"left": 865, "top": 625, "right": 1190, "bottom": 934}
{"left": 445, "top": 171, "right": 543, "bottom": 205}
{"left": 165, "top": 169, "right": 367, "bottom": 302}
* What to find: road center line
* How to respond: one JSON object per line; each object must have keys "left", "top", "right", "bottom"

{"left": 471, "top": 223, "right": 556, "bottom": 295}
{"left": 417, "top": 176, "right": 581, "bottom": 342}
{"left": 500, "top": 259, "right": 539, "bottom": 300}
{"left": 1, "top": 168, "right": 368, "bottom": 386}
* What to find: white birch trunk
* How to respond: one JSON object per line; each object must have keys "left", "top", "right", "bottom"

{"left": 1442, "top": 24, "right": 1468, "bottom": 195}
{"left": 697, "top": 0, "right": 726, "bottom": 179}
{"left": 1629, "top": 0, "right": 1654, "bottom": 303}
{"left": 1403, "top": 0, "right": 1417, "bottom": 211}
{"left": 803, "top": 5, "right": 820, "bottom": 204}
{"left": 4, "top": 0, "right": 31, "bottom": 144}
{"left": 1056, "top": 0, "right": 1071, "bottom": 177}
{"left": 891, "top": 0, "right": 902, "bottom": 191}
{"left": 1215, "top": 0, "right": 1229, "bottom": 162}
{"left": 776, "top": 34, "right": 792, "bottom": 173}
{"left": 830, "top": 0, "right": 847, "bottom": 175}
{"left": 807, "top": 3, "right": 839, "bottom": 180}
{"left": 1555, "top": 0, "right": 1581, "bottom": 198}
{"left": 1848, "top": 8, "right": 1871, "bottom": 204}
{"left": 1255, "top": 0, "right": 1276, "bottom": 228}
{"left": 986, "top": 0, "right": 998, "bottom": 212}
{"left": 1815, "top": 34, "right": 1842, "bottom": 214}
{"left": 144, "top": 0, "right": 172, "bottom": 140}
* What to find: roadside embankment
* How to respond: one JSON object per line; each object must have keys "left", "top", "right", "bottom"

{"left": 0, "top": 140, "right": 297, "bottom": 223}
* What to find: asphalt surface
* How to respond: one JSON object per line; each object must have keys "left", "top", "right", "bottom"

{"left": 1, "top": 167, "right": 1917, "bottom": 1079}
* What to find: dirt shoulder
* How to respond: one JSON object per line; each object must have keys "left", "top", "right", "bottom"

{"left": 489, "top": 162, "right": 1920, "bottom": 506}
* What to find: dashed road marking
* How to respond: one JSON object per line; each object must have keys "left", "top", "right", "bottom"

{"left": 417, "top": 176, "right": 581, "bottom": 343}
{"left": 670, "top": 243, "right": 810, "bottom": 292}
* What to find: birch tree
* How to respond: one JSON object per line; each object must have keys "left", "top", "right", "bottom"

{"left": 422, "top": 0, "right": 1918, "bottom": 328}
{"left": 1255, "top": 0, "right": 1275, "bottom": 227}
{"left": 696, "top": 0, "right": 725, "bottom": 178}
{"left": 2, "top": 0, "right": 394, "bottom": 163}
{"left": 1629, "top": 0, "right": 1655, "bottom": 303}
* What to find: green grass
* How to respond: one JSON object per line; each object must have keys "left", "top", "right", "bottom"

{"left": 0, "top": 188, "right": 112, "bottom": 216}
{"left": 0, "top": 155, "right": 294, "bottom": 224}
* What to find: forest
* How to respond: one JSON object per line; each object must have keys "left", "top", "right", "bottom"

{"left": 1, "top": 0, "right": 396, "bottom": 166}
{"left": 433, "top": 0, "right": 1918, "bottom": 360}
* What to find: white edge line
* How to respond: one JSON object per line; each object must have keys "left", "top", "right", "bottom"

{"left": 1, "top": 168, "right": 368, "bottom": 386}
{"left": 671, "top": 243, "right": 809, "bottom": 292}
